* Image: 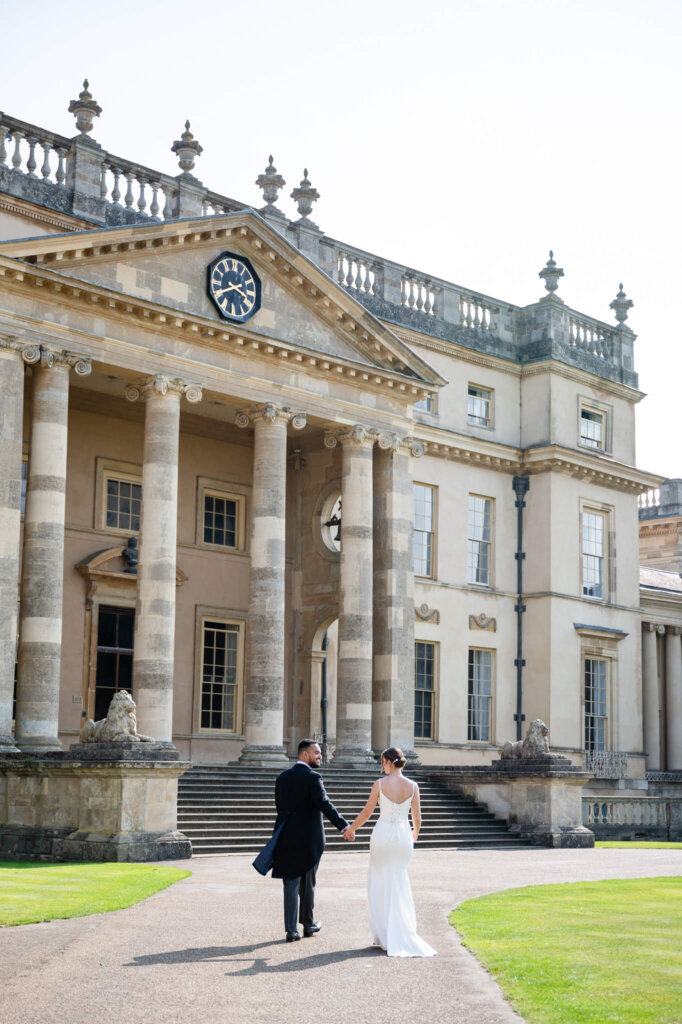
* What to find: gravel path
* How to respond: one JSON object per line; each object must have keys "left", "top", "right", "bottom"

{"left": 1, "top": 847, "right": 680, "bottom": 1024}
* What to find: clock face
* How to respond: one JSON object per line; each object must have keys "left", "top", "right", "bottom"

{"left": 207, "top": 252, "right": 261, "bottom": 323}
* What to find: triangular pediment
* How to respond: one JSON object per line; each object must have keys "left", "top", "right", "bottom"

{"left": 0, "top": 211, "right": 444, "bottom": 385}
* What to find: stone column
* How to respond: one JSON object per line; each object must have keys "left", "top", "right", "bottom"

{"left": 16, "top": 347, "right": 91, "bottom": 751}
{"left": 328, "top": 426, "right": 376, "bottom": 766}
{"left": 237, "top": 403, "right": 306, "bottom": 764}
{"left": 666, "top": 626, "right": 682, "bottom": 770}
{"left": 642, "top": 623, "right": 661, "bottom": 770}
{"left": 126, "top": 375, "right": 203, "bottom": 742}
{"left": 0, "top": 340, "right": 36, "bottom": 752}
{"left": 372, "top": 433, "right": 424, "bottom": 761}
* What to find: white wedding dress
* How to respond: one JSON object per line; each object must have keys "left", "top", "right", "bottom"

{"left": 368, "top": 779, "right": 436, "bottom": 957}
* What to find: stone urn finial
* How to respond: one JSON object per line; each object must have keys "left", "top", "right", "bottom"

{"left": 539, "top": 250, "right": 564, "bottom": 297}
{"left": 171, "top": 120, "right": 203, "bottom": 176}
{"left": 291, "top": 168, "right": 320, "bottom": 225}
{"left": 255, "top": 155, "right": 286, "bottom": 217}
{"left": 609, "top": 283, "right": 633, "bottom": 325}
{"left": 68, "top": 79, "right": 102, "bottom": 137}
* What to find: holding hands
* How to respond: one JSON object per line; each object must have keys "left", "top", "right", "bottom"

{"left": 343, "top": 826, "right": 355, "bottom": 842}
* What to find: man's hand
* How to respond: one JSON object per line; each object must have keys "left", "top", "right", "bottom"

{"left": 343, "top": 826, "right": 355, "bottom": 842}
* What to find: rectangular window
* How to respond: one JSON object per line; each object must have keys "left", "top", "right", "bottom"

{"left": 468, "top": 648, "right": 493, "bottom": 742}
{"left": 95, "top": 606, "right": 135, "bottom": 721}
{"left": 580, "top": 408, "right": 604, "bottom": 450}
{"left": 582, "top": 510, "right": 605, "bottom": 598}
{"left": 415, "top": 641, "right": 435, "bottom": 740}
{"left": 467, "top": 495, "right": 492, "bottom": 586}
{"left": 203, "top": 493, "right": 238, "bottom": 548}
{"left": 105, "top": 475, "right": 142, "bottom": 533}
{"left": 413, "top": 484, "right": 435, "bottom": 577}
{"left": 467, "top": 384, "right": 492, "bottom": 428}
{"left": 584, "top": 658, "right": 608, "bottom": 751}
{"left": 200, "top": 619, "right": 242, "bottom": 731}
{"left": 414, "top": 395, "right": 434, "bottom": 413}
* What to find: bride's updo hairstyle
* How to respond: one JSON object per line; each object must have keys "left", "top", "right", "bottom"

{"left": 382, "top": 746, "right": 407, "bottom": 769}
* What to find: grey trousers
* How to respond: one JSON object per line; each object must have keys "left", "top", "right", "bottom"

{"left": 282, "top": 861, "right": 319, "bottom": 935}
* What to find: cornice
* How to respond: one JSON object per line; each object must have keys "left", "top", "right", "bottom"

{"left": 519, "top": 359, "right": 645, "bottom": 403}
{"left": 0, "top": 194, "right": 92, "bottom": 233}
{"left": 391, "top": 324, "right": 520, "bottom": 377}
{"left": 521, "top": 444, "right": 662, "bottom": 493}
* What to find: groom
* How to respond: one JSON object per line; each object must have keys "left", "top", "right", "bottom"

{"left": 272, "top": 738, "right": 354, "bottom": 942}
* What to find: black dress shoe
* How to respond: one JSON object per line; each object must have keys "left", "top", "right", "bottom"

{"left": 303, "top": 922, "right": 321, "bottom": 937}
{"left": 286, "top": 932, "right": 301, "bottom": 942}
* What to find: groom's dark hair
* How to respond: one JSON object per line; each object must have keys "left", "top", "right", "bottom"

{"left": 298, "top": 738, "right": 318, "bottom": 754}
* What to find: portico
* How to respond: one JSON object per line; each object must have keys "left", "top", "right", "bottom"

{"left": 0, "top": 210, "right": 442, "bottom": 767}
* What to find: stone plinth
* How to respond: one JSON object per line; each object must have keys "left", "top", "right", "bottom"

{"left": 0, "top": 752, "right": 191, "bottom": 861}
{"left": 428, "top": 755, "right": 594, "bottom": 848}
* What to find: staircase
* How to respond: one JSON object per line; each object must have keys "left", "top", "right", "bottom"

{"left": 177, "top": 765, "right": 530, "bottom": 856}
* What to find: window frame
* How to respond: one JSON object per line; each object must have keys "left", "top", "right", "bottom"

{"left": 193, "top": 607, "right": 246, "bottom": 735}
{"left": 580, "top": 501, "right": 613, "bottom": 602}
{"left": 95, "top": 457, "right": 143, "bottom": 536}
{"left": 413, "top": 482, "right": 437, "bottom": 579}
{"left": 583, "top": 656, "right": 610, "bottom": 752}
{"left": 577, "top": 397, "right": 612, "bottom": 455}
{"left": 467, "top": 493, "right": 494, "bottom": 589}
{"left": 195, "top": 477, "right": 249, "bottom": 553}
{"left": 467, "top": 383, "right": 494, "bottom": 429}
{"left": 414, "top": 393, "right": 437, "bottom": 415}
{"left": 414, "top": 640, "right": 438, "bottom": 742}
{"left": 467, "top": 646, "right": 495, "bottom": 744}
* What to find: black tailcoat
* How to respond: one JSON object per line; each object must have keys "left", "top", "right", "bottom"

{"left": 271, "top": 763, "right": 349, "bottom": 879}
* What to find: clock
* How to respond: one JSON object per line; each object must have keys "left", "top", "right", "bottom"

{"left": 207, "top": 252, "right": 261, "bottom": 323}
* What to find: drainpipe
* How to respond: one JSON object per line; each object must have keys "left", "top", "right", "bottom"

{"left": 512, "top": 476, "right": 530, "bottom": 741}
{"left": 321, "top": 631, "right": 329, "bottom": 760}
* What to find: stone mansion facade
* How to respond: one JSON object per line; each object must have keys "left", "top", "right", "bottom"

{"left": 1, "top": 83, "right": 680, "bottom": 800}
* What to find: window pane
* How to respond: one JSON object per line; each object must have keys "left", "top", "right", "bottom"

{"left": 582, "top": 511, "right": 605, "bottom": 598}
{"left": 203, "top": 495, "right": 238, "bottom": 547}
{"left": 105, "top": 477, "right": 142, "bottom": 532}
{"left": 581, "top": 409, "right": 603, "bottom": 449}
{"left": 414, "top": 642, "right": 435, "bottom": 739}
{"left": 201, "top": 621, "right": 240, "bottom": 731}
{"left": 467, "top": 496, "right": 492, "bottom": 585}
{"left": 468, "top": 649, "right": 492, "bottom": 742}
{"left": 584, "top": 658, "right": 607, "bottom": 751}
{"left": 413, "top": 485, "right": 434, "bottom": 576}
{"left": 468, "top": 385, "right": 491, "bottom": 427}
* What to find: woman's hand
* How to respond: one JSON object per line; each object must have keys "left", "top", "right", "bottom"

{"left": 412, "top": 829, "right": 419, "bottom": 843}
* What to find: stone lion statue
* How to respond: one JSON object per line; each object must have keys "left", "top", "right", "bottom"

{"left": 501, "top": 718, "right": 550, "bottom": 759}
{"left": 81, "top": 690, "right": 155, "bottom": 743}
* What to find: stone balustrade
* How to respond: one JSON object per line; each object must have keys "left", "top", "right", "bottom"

{"left": 0, "top": 106, "right": 636, "bottom": 387}
{"left": 583, "top": 750, "right": 628, "bottom": 779}
{"left": 583, "top": 797, "right": 669, "bottom": 829}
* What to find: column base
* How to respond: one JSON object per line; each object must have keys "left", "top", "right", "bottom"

{"left": 515, "top": 825, "right": 595, "bottom": 848}
{"left": 332, "top": 746, "right": 377, "bottom": 768}
{"left": 16, "top": 736, "right": 62, "bottom": 753}
{"left": 236, "top": 744, "right": 290, "bottom": 766}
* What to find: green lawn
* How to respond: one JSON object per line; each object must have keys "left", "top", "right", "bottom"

{"left": 451, "top": 877, "right": 682, "bottom": 1024}
{"left": 595, "top": 841, "right": 682, "bottom": 849}
{"left": 0, "top": 861, "right": 191, "bottom": 927}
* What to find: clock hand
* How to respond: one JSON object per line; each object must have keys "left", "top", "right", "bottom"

{"left": 215, "top": 283, "right": 247, "bottom": 299}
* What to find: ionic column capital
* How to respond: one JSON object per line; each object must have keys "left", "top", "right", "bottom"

{"left": 645, "top": 622, "right": 659, "bottom": 633}
{"left": 667, "top": 626, "right": 682, "bottom": 637}
{"left": 235, "top": 403, "right": 306, "bottom": 430}
{"left": 125, "top": 374, "right": 203, "bottom": 404}
{"left": 376, "top": 431, "right": 425, "bottom": 457}
{"left": 324, "top": 424, "right": 376, "bottom": 449}
{"left": 15, "top": 342, "right": 91, "bottom": 376}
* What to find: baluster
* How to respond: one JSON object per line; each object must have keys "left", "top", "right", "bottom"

{"left": 402, "top": 277, "right": 409, "bottom": 307}
{"left": 150, "top": 182, "right": 160, "bottom": 219}
{"left": 0, "top": 125, "right": 6, "bottom": 166}
{"left": 100, "top": 163, "right": 109, "bottom": 200}
{"left": 364, "top": 263, "right": 372, "bottom": 294}
{"left": 481, "top": 306, "right": 490, "bottom": 331}
{"left": 473, "top": 301, "right": 482, "bottom": 328}
{"left": 55, "top": 147, "right": 67, "bottom": 185}
{"left": 431, "top": 286, "right": 441, "bottom": 317}
{"left": 124, "top": 171, "right": 135, "bottom": 208}
{"left": 40, "top": 142, "right": 52, "bottom": 180}
{"left": 25, "top": 137, "right": 38, "bottom": 177}
{"left": 372, "top": 261, "right": 382, "bottom": 298}
{"left": 11, "top": 131, "right": 24, "bottom": 170}
{"left": 423, "top": 282, "right": 433, "bottom": 315}
{"left": 137, "top": 177, "right": 147, "bottom": 213}
{"left": 111, "top": 168, "right": 122, "bottom": 205}
{"left": 345, "top": 257, "right": 355, "bottom": 289}
{"left": 336, "top": 252, "right": 345, "bottom": 285}
{"left": 415, "top": 280, "right": 425, "bottom": 312}
{"left": 466, "top": 297, "right": 474, "bottom": 327}
{"left": 162, "top": 185, "right": 174, "bottom": 219}
{"left": 355, "top": 261, "right": 364, "bottom": 291}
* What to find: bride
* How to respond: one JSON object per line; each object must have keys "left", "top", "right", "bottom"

{"left": 347, "top": 746, "right": 436, "bottom": 957}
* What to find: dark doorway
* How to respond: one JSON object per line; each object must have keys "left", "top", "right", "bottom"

{"left": 95, "top": 606, "right": 134, "bottom": 720}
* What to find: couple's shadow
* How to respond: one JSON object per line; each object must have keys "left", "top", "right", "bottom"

{"left": 126, "top": 940, "right": 383, "bottom": 974}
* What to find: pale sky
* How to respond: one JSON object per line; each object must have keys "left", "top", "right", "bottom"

{"left": 3, "top": 0, "right": 680, "bottom": 477}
